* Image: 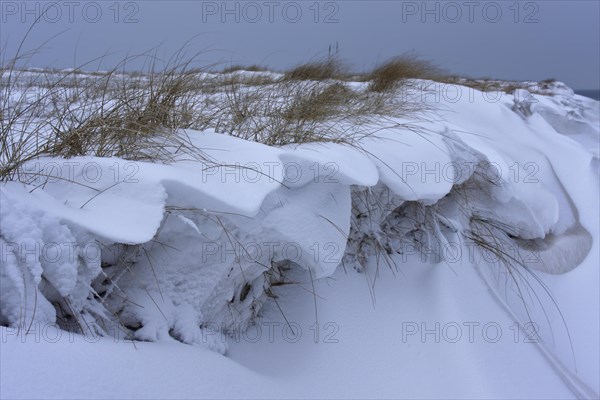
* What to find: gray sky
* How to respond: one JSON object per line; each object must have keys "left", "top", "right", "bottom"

{"left": 2, "top": 0, "right": 599, "bottom": 89}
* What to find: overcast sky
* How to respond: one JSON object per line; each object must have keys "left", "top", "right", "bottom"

{"left": 1, "top": 1, "right": 599, "bottom": 89}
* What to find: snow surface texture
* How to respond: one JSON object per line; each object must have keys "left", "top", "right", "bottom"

{"left": 1, "top": 80, "right": 599, "bottom": 398}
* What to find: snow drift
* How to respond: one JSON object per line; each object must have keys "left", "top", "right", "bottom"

{"left": 1, "top": 79, "right": 598, "bottom": 397}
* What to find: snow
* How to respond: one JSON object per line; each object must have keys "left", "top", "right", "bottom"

{"left": 255, "top": 181, "right": 351, "bottom": 278}
{"left": 358, "top": 126, "right": 456, "bottom": 202}
{"left": 1, "top": 169, "right": 167, "bottom": 244}
{"left": 279, "top": 141, "right": 379, "bottom": 187}
{"left": 0, "top": 257, "right": 588, "bottom": 399}
{"left": 1, "top": 77, "right": 599, "bottom": 398}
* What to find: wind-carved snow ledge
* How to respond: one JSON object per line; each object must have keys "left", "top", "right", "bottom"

{"left": 1, "top": 83, "right": 597, "bottom": 370}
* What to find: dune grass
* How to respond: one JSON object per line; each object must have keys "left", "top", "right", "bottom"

{"left": 3, "top": 49, "right": 438, "bottom": 182}
{"left": 2, "top": 44, "right": 558, "bottom": 185}
{"left": 221, "top": 64, "right": 268, "bottom": 73}
{"left": 1, "top": 50, "right": 212, "bottom": 180}
{"left": 368, "top": 54, "right": 444, "bottom": 92}
{"left": 284, "top": 57, "right": 348, "bottom": 81}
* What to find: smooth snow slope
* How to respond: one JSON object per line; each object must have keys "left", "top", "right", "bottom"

{"left": 0, "top": 260, "right": 579, "bottom": 399}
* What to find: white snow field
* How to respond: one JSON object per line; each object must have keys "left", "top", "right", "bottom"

{"left": 1, "top": 75, "right": 599, "bottom": 399}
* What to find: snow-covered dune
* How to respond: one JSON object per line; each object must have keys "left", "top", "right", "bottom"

{"left": 1, "top": 79, "right": 598, "bottom": 398}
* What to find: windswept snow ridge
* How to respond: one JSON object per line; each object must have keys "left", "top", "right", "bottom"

{"left": 1, "top": 80, "right": 598, "bottom": 396}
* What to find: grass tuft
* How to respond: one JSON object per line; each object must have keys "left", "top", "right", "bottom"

{"left": 368, "top": 54, "right": 443, "bottom": 92}
{"left": 284, "top": 57, "right": 347, "bottom": 81}
{"left": 222, "top": 64, "right": 268, "bottom": 73}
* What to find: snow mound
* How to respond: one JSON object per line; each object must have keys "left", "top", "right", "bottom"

{"left": 1, "top": 80, "right": 598, "bottom": 396}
